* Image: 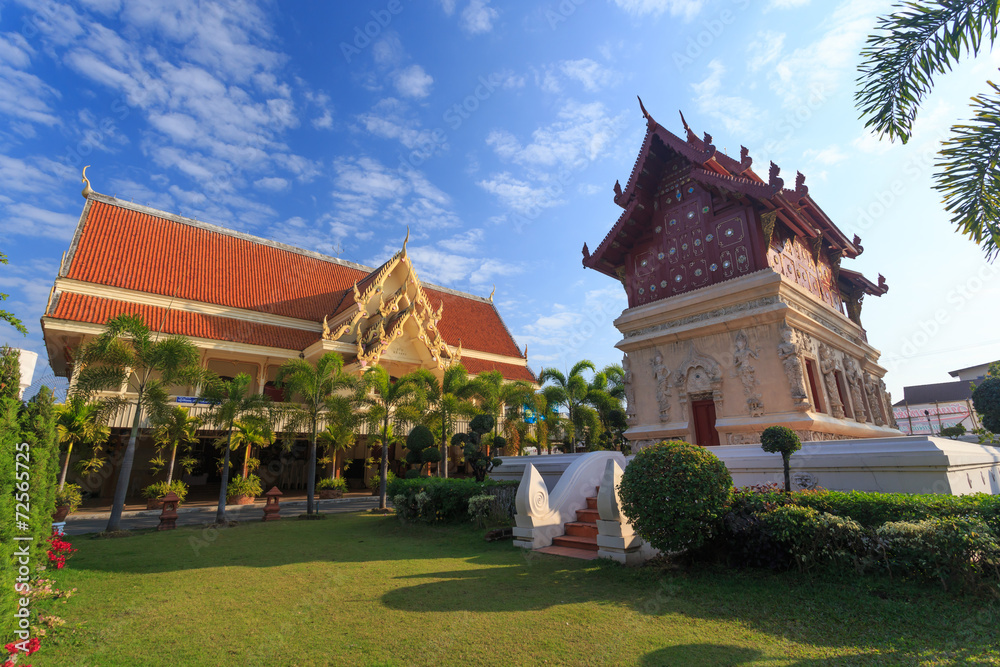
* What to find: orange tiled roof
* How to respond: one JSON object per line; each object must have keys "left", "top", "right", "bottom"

{"left": 460, "top": 356, "right": 536, "bottom": 383}
{"left": 64, "top": 197, "right": 525, "bottom": 358}
{"left": 50, "top": 292, "right": 320, "bottom": 351}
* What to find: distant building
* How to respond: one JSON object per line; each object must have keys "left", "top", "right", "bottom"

{"left": 892, "top": 360, "right": 997, "bottom": 435}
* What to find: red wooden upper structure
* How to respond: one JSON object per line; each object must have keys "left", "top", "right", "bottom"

{"left": 582, "top": 100, "right": 887, "bottom": 326}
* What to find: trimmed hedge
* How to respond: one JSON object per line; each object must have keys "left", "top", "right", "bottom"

{"left": 729, "top": 487, "right": 1000, "bottom": 531}
{"left": 718, "top": 485, "right": 1000, "bottom": 589}
{"left": 388, "top": 477, "right": 518, "bottom": 523}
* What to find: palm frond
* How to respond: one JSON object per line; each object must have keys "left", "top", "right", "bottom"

{"left": 856, "top": 0, "right": 999, "bottom": 143}
{"left": 934, "top": 79, "right": 1000, "bottom": 259}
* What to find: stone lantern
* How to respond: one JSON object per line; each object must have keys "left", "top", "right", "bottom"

{"left": 262, "top": 486, "right": 282, "bottom": 522}
{"left": 158, "top": 492, "right": 180, "bottom": 531}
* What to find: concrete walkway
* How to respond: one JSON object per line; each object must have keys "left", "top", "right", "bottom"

{"left": 63, "top": 495, "right": 388, "bottom": 535}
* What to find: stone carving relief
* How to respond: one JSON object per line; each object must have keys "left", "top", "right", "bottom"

{"left": 879, "top": 378, "right": 899, "bottom": 429}
{"left": 843, "top": 357, "right": 868, "bottom": 424}
{"left": 675, "top": 346, "right": 723, "bottom": 414}
{"left": 818, "top": 343, "right": 846, "bottom": 419}
{"left": 776, "top": 325, "right": 810, "bottom": 411}
{"left": 652, "top": 352, "right": 672, "bottom": 422}
{"left": 792, "top": 472, "right": 819, "bottom": 490}
{"left": 733, "top": 329, "right": 764, "bottom": 417}
{"left": 863, "top": 373, "right": 886, "bottom": 426}
{"left": 623, "top": 295, "right": 780, "bottom": 339}
{"left": 623, "top": 353, "right": 637, "bottom": 426}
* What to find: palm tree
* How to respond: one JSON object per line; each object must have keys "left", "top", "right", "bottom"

{"left": 74, "top": 313, "right": 202, "bottom": 532}
{"left": 358, "top": 365, "right": 427, "bottom": 510}
{"left": 200, "top": 372, "right": 272, "bottom": 524}
{"left": 586, "top": 364, "right": 626, "bottom": 435}
{"left": 538, "top": 361, "right": 596, "bottom": 453}
{"left": 230, "top": 415, "right": 275, "bottom": 478}
{"left": 276, "top": 352, "right": 359, "bottom": 515}
{"left": 419, "top": 364, "right": 476, "bottom": 478}
{"left": 54, "top": 395, "right": 111, "bottom": 490}
{"left": 316, "top": 398, "right": 358, "bottom": 481}
{"left": 469, "top": 370, "right": 534, "bottom": 445}
{"left": 151, "top": 406, "right": 201, "bottom": 486}
{"left": 856, "top": 0, "right": 1000, "bottom": 258}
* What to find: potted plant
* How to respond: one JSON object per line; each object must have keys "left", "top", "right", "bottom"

{"left": 53, "top": 484, "right": 82, "bottom": 522}
{"left": 141, "top": 480, "right": 189, "bottom": 510}
{"left": 227, "top": 474, "right": 262, "bottom": 505}
{"left": 317, "top": 477, "right": 348, "bottom": 499}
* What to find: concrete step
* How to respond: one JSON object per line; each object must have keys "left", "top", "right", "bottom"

{"left": 552, "top": 534, "right": 599, "bottom": 551}
{"left": 564, "top": 521, "right": 598, "bottom": 538}
{"left": 586, "top": 496, "right": 598, "bottom": 510}
{"left": 535, "top": 545, "right": 599, "bottom": 560}
{"left": 575, "top": 508, "right": 600, "bottom": 523}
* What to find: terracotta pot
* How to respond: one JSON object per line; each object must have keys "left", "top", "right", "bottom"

{"left": 318, "top": 489, "right": 343, "bottom": 499}
{"left": 52, "top": 505, "right": 70, "bottom": 522}
{"left": 146, "top": 498, "right": 165, "bottom": 511}
{"left": 228, "top": 495, "right": 256, "bottom": 505}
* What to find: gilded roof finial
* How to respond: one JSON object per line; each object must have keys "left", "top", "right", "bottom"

{"left": 403, "top": 226, "right": 409, "bottom": 252}
{"left": 488, "top": 285, "right": 496, "bottom": 303}
{"left": 81, "top": 165, "right": 93, "bottom": 199}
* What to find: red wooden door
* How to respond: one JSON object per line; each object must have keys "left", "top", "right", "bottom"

{"left": 692, "top": 399, "right": 721, "bottom": 447}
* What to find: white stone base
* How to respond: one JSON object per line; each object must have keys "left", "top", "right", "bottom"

{"left": 707, "top": 435, "right": 1000, "bottom": 495}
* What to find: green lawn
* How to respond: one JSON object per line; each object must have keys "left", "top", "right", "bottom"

{"left": 30, "top": 513, "right": 1000, "bottom": 666}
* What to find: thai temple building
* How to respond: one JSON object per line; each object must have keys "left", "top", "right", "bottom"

{"left": 40, "top": 178, "right": 533, "bottom": 496}
{"left": 581, "top": 101, "right": 901, "bottom": 449}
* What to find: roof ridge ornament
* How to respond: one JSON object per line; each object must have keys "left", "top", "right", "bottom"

{"left": 637, "top": 95, "right": 655, "bottom": 126}
{"left": 768, "top": 161, "right": 784, "bottom": 192}
{"left": 739, "top": 146, "right": 753, "bottom": 174}
{"left": 795, "top": 171, "right": 809, "bottom": 198}
{"left": 488, "top": 285, "right": 496, "bottom": 302}
{"left": 403, "top": 226, "right": 409, "bottom": 252}
{"left": 81, "top": 165, "right": 93, "bottom": 199}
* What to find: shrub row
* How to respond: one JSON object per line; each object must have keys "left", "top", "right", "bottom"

{"left": 718, "top": 494, "right": 1000, "bottom": 590}
{"left": 388, "top": 477, "right": 518, "bottom": 523}
{"left": 729, "top": 485, "right": 1000, "bottom": 532}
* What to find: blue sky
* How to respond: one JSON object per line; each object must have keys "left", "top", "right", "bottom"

{"left": 1, "top": 0, "right": 998, "bottom": 400}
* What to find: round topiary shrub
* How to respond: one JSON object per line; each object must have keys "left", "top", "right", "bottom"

{"left": 973, "top": 377, "right": 1000, "bottom": 434}
{"left": 618, "top": 440, "right": 733, "bottom": 553}
{"left": 760, "top": 426, "right": 802, "bottom": 493}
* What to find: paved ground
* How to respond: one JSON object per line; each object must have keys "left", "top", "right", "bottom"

{"left": 63, "top": 496, "right": 387, "bottom": 535}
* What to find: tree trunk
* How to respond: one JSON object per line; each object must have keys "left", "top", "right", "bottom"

{"left": 106, "top": 401, "right": 143, "bottom": 532}
{"left": 379, "top": 417, "right": 389, "bottom": 510}
{"left": 59, "top": 442, "right": 73, "bottom": 491}
{"left": 166, "top": 442, "right": 178, "bottom": 486}
{"left": 568, "top": 406, "right": 576, "bottom": 454}
{"left": 216, "top": 426, "right": 233, "bottom": 524}
{"left": 440, "top": 409, "right": 448, "bottom": 479}
{"left": 242, "top": 443, "right": 251, "bottom": 478}
{"left": 782, "top": 453, "right": 792, "bottom": 494}
{"left": 306, "top": 417, "right": 317, "bottom": 515}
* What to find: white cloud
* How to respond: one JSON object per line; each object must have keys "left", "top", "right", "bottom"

{"left": 253, "top": 177, "right": 289, "bottom": 191}
{"left": 460, "top": 0, "right": 498, "bottom": 34}
{"left": 369, "top": 230, "right": 521, "bottom": 289}
{"left": 477, "top": 173, "right": 566, "bottom": 215}
{"left": 3, "top": 203, "right": 80, "bottom": 240}
{"left": 769, "top": 0, "right": 883, "bottom": 108}
{"left": 439, "top": 0, "right": 457, "bottom": 15}
{"left": 486, "top": 100, "right": 628, "bottom": 170}
{"left": 747, "top": 30, "right": 785, "bottom": 73}
{"left": 516, "top": 285, "right": 626, "bottom": 364}
{"left": 610, "top": 0, "right": 705, "bottom": 20}
{"left": 0, "top": 155, "right": 75, "bottom": 193}
{"left": 803, "top": 145, "right": 848, "bottom": 165}
{"left": 559, "top": 59, "right": 617, "bottom": 93}
{"left": 331, "top": 156, "right": 461, "bottom": 233}
{"left": 394, "top": 64, "right": 434, "bottom": 98}
{"left": 691, "top": 60, "right": 760, "bottom": 135}
{"left": 768, "top": 0, "right": 811, "bottom": 8}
